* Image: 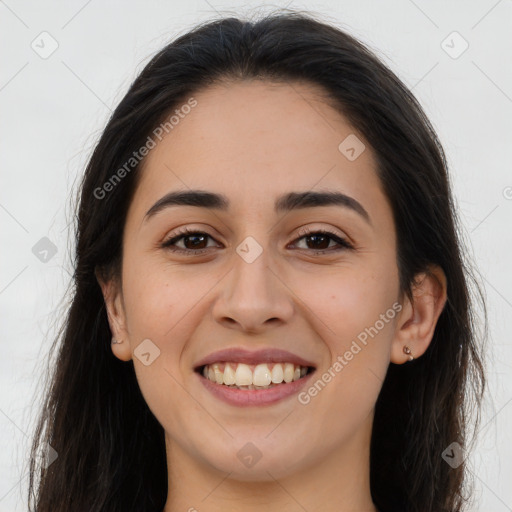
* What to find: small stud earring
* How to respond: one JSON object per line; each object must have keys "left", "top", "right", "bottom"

{"left": 403, "top": 345, "right": 414, "bottom": 361}
{"left": 111, "top": 338, "right": 123, "bottom": 345}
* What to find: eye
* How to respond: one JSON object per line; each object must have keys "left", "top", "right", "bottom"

{"left": 290, "top": 228, "right": 354, "bottom": 253}
{"left": 160, "top": 227, "right": 354, "bottom": 255}
{"left": 161, "top": 227, "right": 219, "bottom": 255}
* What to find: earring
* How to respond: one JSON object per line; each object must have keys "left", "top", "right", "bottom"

{"left": 111, "top": 338, "right": 123, "bottom": 345}
{"left": 403, "top": 345, "right": 414, "bottom": 361}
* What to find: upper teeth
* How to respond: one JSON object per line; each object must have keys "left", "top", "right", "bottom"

{"left": 202, "top": 362, "right": 309, "bottom": 387}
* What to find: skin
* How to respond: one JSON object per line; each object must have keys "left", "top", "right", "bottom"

{"left": 98, "top": 80, "right": 447, "bottom": 512}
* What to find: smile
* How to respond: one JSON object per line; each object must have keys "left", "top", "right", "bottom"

{"left": 199, "top": 362, "right": 312, "bottom": 389}
{"left": 195, "top": 362, "right": 316, "bottom": 407}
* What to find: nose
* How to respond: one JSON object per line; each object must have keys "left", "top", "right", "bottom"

{"left": 212, "top": 244, "right": 294, "bottom": 334}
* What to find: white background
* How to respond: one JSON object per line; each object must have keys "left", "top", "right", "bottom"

{"left": 1, "top": 1, "right": 511, "bottom": 510}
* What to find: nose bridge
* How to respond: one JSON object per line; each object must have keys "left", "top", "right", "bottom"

{"left": 231, "top": 235, "right": 277, "bottom": 304}
{"left": 213, "top": 234, "right": 293, "bottom": 331}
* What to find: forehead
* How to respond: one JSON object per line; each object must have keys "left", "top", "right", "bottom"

{"left": 130, "top": 80, "right": 386, "bottom": 220}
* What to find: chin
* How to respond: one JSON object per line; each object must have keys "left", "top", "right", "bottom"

{"left": 200, "top": 443, "right": 309, "bottom": 482}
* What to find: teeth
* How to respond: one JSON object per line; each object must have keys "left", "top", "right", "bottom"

{"left": 253, "top": 364, "right": 272, "bottom": 386}
{"left": 201, "top": 361, "right": 310, "bottom": 387}
{"left": 223, "top": 362, "right": 236, "bottom": 385}
{"left": 283, "top": 363, "right": 295, "bottom": 383}
{"left": 235, "top": 363, "right": 253, "bottom": 386}
{"left": 213, "top": 363, "right": 223, "bottom": 385}
{"left": 271, "top": 363, "right": 284, "bottom": 384}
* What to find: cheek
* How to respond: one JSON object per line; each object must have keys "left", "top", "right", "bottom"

{"left": 297, "top": 265, "right": 398, "bottom": 348}
{"left": 292, "top": 271, "right": 396, "bottom": 435}
{"left": 286, "top": 277, "right": 396, "bottom": 470}
{"left": 121, "top": 266, "right": 203, "bottom": 429}
{"left": 122, "top": 260, "right": 197, "bottom": 340}
{"left": 293, "top": 261, "right": 398, "bottom": 403}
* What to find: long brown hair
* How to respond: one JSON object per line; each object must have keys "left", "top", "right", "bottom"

{"left": 27, "top": 10, "right": 486, "bottom": 512}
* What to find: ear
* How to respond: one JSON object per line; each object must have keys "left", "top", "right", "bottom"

{"left": 95, "top": 267, "right": 132, "bottom": 362}
{"left": 391, "top": 265, "right": 448, "bottom": 364}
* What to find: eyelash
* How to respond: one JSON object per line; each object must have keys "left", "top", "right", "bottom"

{"left": 160, "top": 226, "right": 354, "bottom": 255}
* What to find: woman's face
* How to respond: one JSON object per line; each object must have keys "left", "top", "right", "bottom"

{"left": 109, "top": 80, "right": 404, "bottom": 481}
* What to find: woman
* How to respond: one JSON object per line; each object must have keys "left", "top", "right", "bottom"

{"left": 28, "top": 10, "right": 486, "bottom": 512}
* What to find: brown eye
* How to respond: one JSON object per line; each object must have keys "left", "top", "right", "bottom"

{"left": 177, "top": 233, "right": 209, "bottom": 250}
{"left": 161, "top": 227, "right": 353, "bottom": 256}
{"left": 161, "top": 229, "right": 218, "bottom": 254}
{"left": 292, "top": 230, "right": 353, "bottom": 252}
{"left": 302, "top": 233, "right": 333, "bottom": 250}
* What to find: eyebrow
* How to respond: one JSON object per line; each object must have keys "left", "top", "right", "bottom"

{"left": 144, "top": 190, "right": 371, "bottom": 225}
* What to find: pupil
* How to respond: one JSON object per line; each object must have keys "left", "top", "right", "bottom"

{"left": 182, "top": 234, "right": 330, "bottom": 250}
{"left": 307, "top": 234, "right": 329, "bottom": 250}
{"left": 185, "top": 235, "right": 207, "bottom": 249}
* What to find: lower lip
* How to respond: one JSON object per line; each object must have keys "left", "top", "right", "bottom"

{"left": 196, "top": 369, "right": 316, "bottom": 407}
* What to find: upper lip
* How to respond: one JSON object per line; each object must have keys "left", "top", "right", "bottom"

{"left": 194, "top": 348, "right": 317, "bottom": 370}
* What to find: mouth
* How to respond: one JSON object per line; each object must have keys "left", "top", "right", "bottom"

{"left": 194, "top": 361, "right": 317, "bottom": 407}
{"left": 192, "top": 347, "right": 317, "bottom": 406}
{"left": 194, "top": 361, "right": 316, "bottom": 390}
